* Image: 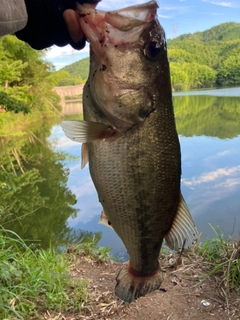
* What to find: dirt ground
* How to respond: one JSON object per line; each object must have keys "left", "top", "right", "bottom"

{"left": 44, "top": 254, "right": 240, "bottom": 320}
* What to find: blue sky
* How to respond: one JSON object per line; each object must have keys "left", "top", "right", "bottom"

{"left": 45, "top": 0, "right": 240, "bottom": 70}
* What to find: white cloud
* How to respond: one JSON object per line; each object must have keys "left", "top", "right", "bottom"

{"left": 159, "top": 4, "right": 189, "bottom": 16}
{"left": 202, "top": 0, "right": 240, "bottom": 8}
{"left": 46, "top": 45, "right": 72, "bottom": 59}
{"left": 45, "top": 43, "right": 89, "bottom": 60}
{"left": 158, "top": 14, "right": 172, "bottom": 19}
{"left": 216, "top": 150, "right": 232, "bottom": 157}
{"left": 204, "top": 148, "right": 240, "bottom": 164}
{"left": 49, "top": 136, "right": 80, "bottom": 149}
{"left": 185, "top": 176, "right": 240, "bottom": 218}
{"left": 71, "top": 178, "right": 96, "bottom": 198}
{"left": 69, "top": 163, "right": 83, "bottom": 172}
{"left": 97, "top": 0, "right": 149, "bottom": 10}
{"left": 182, "top": 165, "right": 240, "bottom": 187}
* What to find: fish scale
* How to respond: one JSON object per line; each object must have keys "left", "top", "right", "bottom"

{"left": 84, "top": 87, "right": 180, "bottom": 274}
{"left": 61, "top": 0, "right": 198, "bottom": 303}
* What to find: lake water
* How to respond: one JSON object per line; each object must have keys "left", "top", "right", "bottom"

{"left": 2, "top": 87, "right": 240, "bottom": 257}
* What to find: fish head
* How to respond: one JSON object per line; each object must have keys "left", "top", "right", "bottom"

{"left": 78, "top": 1, "right": 171, "bottom": 128}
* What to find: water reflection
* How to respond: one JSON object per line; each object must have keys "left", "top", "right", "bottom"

{"left": 173, "top": 94, "right": 240, "bottom": 138}
{"left": 57, "top": 88, "right": 240, "bottom": 253}
{"left": 180, "top": 135, "right": 240, "bottom": 239}
{"left": 0, "top": 120, "right": 97, "bottom": 249}
{"left": 1, "top": 87, "right": 240, "bottom": 256}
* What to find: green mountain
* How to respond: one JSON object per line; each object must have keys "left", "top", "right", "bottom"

{"left": 172, "top": 22, "right": 240, "bottom": 43}
{"left": 57, "top": 22, "right": 240, "bottom": 90}
{"left": 61, "top": 57, "right": 90, "bottom": 81}
{"left": 57, "top": 58, "right": 90, "bottom": 86}
{"left": 168, "top": 22, "right": 240, "bottom": 90}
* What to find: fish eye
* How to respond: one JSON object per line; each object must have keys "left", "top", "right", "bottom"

{"left": 145, "top": 41, "right": 162, "bottom": 60}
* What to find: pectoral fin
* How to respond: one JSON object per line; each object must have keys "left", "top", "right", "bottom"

{"left": 165, "top": 194, "right": 199, "bottom": 251}
{"left": 61, "top": 120, "right": 121, "bottom": 143}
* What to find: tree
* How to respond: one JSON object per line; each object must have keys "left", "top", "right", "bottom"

{"left": 217, "top": 53, "right": 240, "bottom": 85}
{"left": 0, "top": 35, "right": 69, "bottom": 115}
{"left": 170, "top": 63, "right": 189, "bottom": 91}
{"left": 0, "top": 122, "right": 80, "bottom": 249}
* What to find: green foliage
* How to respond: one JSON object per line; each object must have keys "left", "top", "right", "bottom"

{"left": 57, "top": 58, "right": 89, "bottom": 86}
{"left": 168, "top": 22, "right": 240, "bottom": 90}
{"left": 0, "top": 35, "right": 68, "bottom": 117}
{"left": 0, "top": 227, "right": 88, "bottom": 319}
{"left": 58, "top": 75, "right": 84, "bottom": 86}
{"left": 170, "top": 63, "right": 189, "bottom": 91}
{"left": 0, "top": 170, "right": 18, "bottom": 192}
{"left": 0, "top": 122, "right": 82, "bottom": 249}
{"left": 198, "top": 225, "right": 240, "bottom": 295}
{"left": 175, "top": 22, "right": 240, "bottom": 42}
{"left": 0, "top": 92, "right": 30, "bottom": 113}
{"left": 170, "top": 62, "right": 216, "bottom": 90}
{"left": 174, "top": 94, "right": 240, "bottom": 139}
{"left": 217, "top": 53, "right": 240, "bottom": 85}
{"left": 69, "top": 234, "right": 112, "bottom": 262}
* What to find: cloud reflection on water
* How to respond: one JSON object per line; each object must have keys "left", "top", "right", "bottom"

{"left": 182, "top": 165, "right": 240, "bottom": 187}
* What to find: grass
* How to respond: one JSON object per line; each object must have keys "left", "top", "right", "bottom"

{"left": 0, "top": 227, "right": 88, "bottom": 320}
{"left": 67, "top": 234, "right": 112, "bottom": 262}
{"left": 197, "top": 224, "right": 240, "bottom": 295}
{"left": 1, "top": 221, "right": 239, "bottom": 319}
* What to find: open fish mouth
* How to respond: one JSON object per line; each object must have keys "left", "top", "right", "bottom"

{"left": 76, "top": 1, "right": 158, "bottom": 49}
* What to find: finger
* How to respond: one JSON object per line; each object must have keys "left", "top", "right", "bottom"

{"left": 63, "top": 9, "right": 83, "bottom": 44}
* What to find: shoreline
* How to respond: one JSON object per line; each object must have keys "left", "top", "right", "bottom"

{"left": 64, "top": 250, "right": 240, "bottom": 320}
{"left": 1, "top": 229, "right": 239, "bottom": 319}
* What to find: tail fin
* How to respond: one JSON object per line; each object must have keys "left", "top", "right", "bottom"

{"left": 115, "top": 263, "right": 163, "bottom": 303}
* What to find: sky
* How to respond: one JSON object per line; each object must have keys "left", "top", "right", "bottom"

{"left": 44, "top": 0, "right": 240, "bottom": 70}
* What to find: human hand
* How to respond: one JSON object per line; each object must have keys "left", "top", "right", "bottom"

{"left": 15, "top": 0, "right": 100, "bottom": 50}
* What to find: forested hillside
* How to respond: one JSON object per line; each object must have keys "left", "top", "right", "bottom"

{"left": 58, "top": 22, "right": 240, "bottom": 91}
{"left": 57, "top": 58, "right": 89, "bottom": 86}
{"left": 168, "top": 22, "right": 240, "bottom": 90}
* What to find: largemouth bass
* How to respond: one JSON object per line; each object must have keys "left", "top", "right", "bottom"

{"left": 61, "top": 0, "right": 198, "bottom": 303}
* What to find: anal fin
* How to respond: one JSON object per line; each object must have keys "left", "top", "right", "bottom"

{"left": 164, "top": 194, "right": 199, "bottom": 251}
{"left": 81, "top": 143, "right": 89, "bottom": 169}
{"left": 98, "top": 210, "right": 113, "bottom": 230}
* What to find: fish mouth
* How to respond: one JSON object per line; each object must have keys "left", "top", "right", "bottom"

{"left": 79, "top": 0, "right": 160, "bottom": 130}
{"left": 77, "top": 1, "right": 158, "bottom": 51}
